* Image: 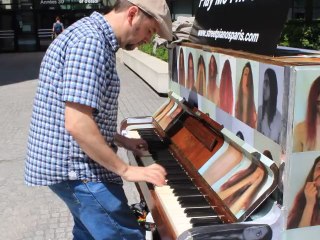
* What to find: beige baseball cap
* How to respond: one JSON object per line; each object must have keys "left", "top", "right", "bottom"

{"left": 127, "top": 0, "right": 172, "bottom": 41}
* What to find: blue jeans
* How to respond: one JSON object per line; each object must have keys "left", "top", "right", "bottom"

{"left": 49, "top": 180, "right": 145, "bottom": 240}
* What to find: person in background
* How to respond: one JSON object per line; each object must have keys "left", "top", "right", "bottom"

{"left": 287, "top": 156, "right": 320, "bottom": 229}
{"left": 52, "top": 16, "right": 64, "bottom": 39}
{"left": 24, "top": 0, "right": 172, "bottom": 239}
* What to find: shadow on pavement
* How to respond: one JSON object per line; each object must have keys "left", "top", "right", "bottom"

{"left": 0, "top": 52, "right": 45, "bottom": 86}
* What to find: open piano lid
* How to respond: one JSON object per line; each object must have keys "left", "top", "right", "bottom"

{"left": 124, "top": 92, "right": 278, "bottom": 223}
{"left": 167, "top": 92, "right": 279, "bottom": 222}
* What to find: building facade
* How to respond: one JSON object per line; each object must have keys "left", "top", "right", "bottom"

{"left": 0, "top": 0, "right": 114, "bottom": 52}
{"left": 0, "top": 0, "right": 319, "bottom": 52}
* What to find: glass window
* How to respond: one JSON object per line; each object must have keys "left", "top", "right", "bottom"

{"left": 0, "top": 14, "right": 15, "bottom": 51}
{"left": 34, "top": 0, "right": 110, "bottom": 10}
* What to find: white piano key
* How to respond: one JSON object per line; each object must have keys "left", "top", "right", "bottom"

{"left": 155, "top": 185, "right": 193, "bottom": 236}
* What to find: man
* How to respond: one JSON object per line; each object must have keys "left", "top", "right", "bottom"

{"left": 25, "top": 0, "right": 172, "bottom": 239}
{"left": 52, "top": 16, "right": 64, "bottom": 38}
{"left": 287, "top": 156, "right": 320, "bottom": 229}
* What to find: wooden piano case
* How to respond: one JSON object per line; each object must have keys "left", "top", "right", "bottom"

{"left": 120, "top": 92, "right": 279, "bottom": 239}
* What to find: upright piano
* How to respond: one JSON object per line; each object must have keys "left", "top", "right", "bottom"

{"left": 120, "top": 92, "right": 279, "bottom": 240}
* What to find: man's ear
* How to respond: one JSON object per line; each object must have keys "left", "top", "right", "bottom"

{"left": 127, "top": 6, "right": 139, "bottom": 26}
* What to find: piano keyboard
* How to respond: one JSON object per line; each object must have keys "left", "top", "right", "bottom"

{"left": 136, "top": 128, "right": 222, "bottom": 237}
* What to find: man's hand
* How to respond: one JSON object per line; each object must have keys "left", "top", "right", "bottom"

{"left": 115, "top": 134, "right": 149, "bottom": 156}
{"left": 121, "top": 164, "right": 167, "bottom": 186}
{"left": 124, "top": 138, "right": 149, "bottom": 156}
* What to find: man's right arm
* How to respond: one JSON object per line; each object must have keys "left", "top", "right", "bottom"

{"left": 64, "top": 101, "right": 166, "bottom": 186}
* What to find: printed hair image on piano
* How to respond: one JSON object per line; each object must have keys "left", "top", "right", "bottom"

{"left": 186, "top": 52, "right": 195, "bottom": 90}
{"left": 170, "top": 47, "right": 178, "bottom": 83}
{"left": 293, "top": 75, "right": 320, "bottom": 152}
{"left": 236, "top": 130, "right": 244, "bottom": 141}
{"left": 206, "top": 54, "right": 220, "bottom": 105}
{"left": 257, "top": 68, "right": 282, "bottom": 144}
{"left": 178, "top": 47, "right": 186, "bottom": 87}
{"left": 217, "top": 161, "right": 267, "bottom": 217}
{"left": 287, "top": 156, "right": 320, "bottom": 229}
{"left": 219, "top": 59, "right": 234, "bottom": 115}
{"left": 263, "top": 150, "right": 273, "bottom": 161}
{"left": 195, "top": 55, "right": 206, "bottom": 96}
{"left": 186, "top": 52, "right": 198, "bottom": 107}
{"left": 235, "top": 62, "right": 257, "bottom": 129}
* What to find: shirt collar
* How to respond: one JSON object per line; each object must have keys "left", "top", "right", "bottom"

{"left": 90, "top": 11, "right": 119, "bottom": 52}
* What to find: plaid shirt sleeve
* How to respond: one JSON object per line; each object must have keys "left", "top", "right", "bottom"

{"left": 62, "top": 36, "right": 106, "bottom": 111}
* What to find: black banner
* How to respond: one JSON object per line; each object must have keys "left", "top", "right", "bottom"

{"left": 189, "top": 0, "right": 290, "bottom": 56}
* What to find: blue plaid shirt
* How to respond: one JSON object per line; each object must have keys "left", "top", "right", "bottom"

{"left": 25, "top": 12, "right": 123, "bottom": 186}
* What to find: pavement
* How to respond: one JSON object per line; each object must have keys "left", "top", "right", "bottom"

{"left": 0, "top": 51, "right": 167, "bottom": 240}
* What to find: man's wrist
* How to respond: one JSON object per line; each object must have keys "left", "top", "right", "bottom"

{"left": 118, "top": 164, "right": 129, "bottom": 177}
{"left": 114, "top": 134, "right": 125, "bottom": 148}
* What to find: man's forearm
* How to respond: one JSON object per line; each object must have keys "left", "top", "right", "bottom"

{"left": 65, "top": 102, "right": 128, "bottom": 176}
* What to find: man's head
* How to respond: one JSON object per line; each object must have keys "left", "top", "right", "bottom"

{"left": 108, "top": 0, "right": 172, "bottom": 50}
{"left": 126, "top": 0, "right": 172, "bottom": 41}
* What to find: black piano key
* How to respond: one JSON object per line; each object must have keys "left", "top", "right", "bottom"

{"left": 173, "top": 188, "right": 201, "bottom": 196}
{"left": 167, "top": 178, "right": 194, "bottom": 185}
{"left": 178, "top": 196, "right": 209, "bottom": 208}
{"left": 139, "top": 131, "right": 158, "bottom": 136}
{"left": 150, "top": 149, "right": 172, "bottom": 155}
{"left": 184, "top": 207, "right": 217, "bottom": 217}
{"left": 190, "top": 217, "right": 222, "bottom": 227}
{"left": 152, "top": 155, "right": 175, "bottom": 161}
{"left": 165, "top": 166, "right": 186, "bottom": 173}
{"left": 166, "top": 173, "right": 190, "bottom": 180}
{"left": 136, "top": 128, "right": 154, "bottom": 132}
{"left": 156, "top": 161, "right": 180, "bottom": 168}
{"left": 166, "top": 170, "right": 187, "bottom": 176}
{"left": 151, "top": 153, "right": 174, "bottom": 160}
{"left": 169, "top": 183, "right": 197, "bottom": 190}
{"left": 137, "top": 129, "right": 157, "bottom": 135}
{"left": 148, "top": 144, "right": 168, "bottom": 151}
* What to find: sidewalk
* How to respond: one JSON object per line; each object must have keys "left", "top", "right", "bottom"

{"left": 0, "top": 52, "right": 166, "bottom": 240}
